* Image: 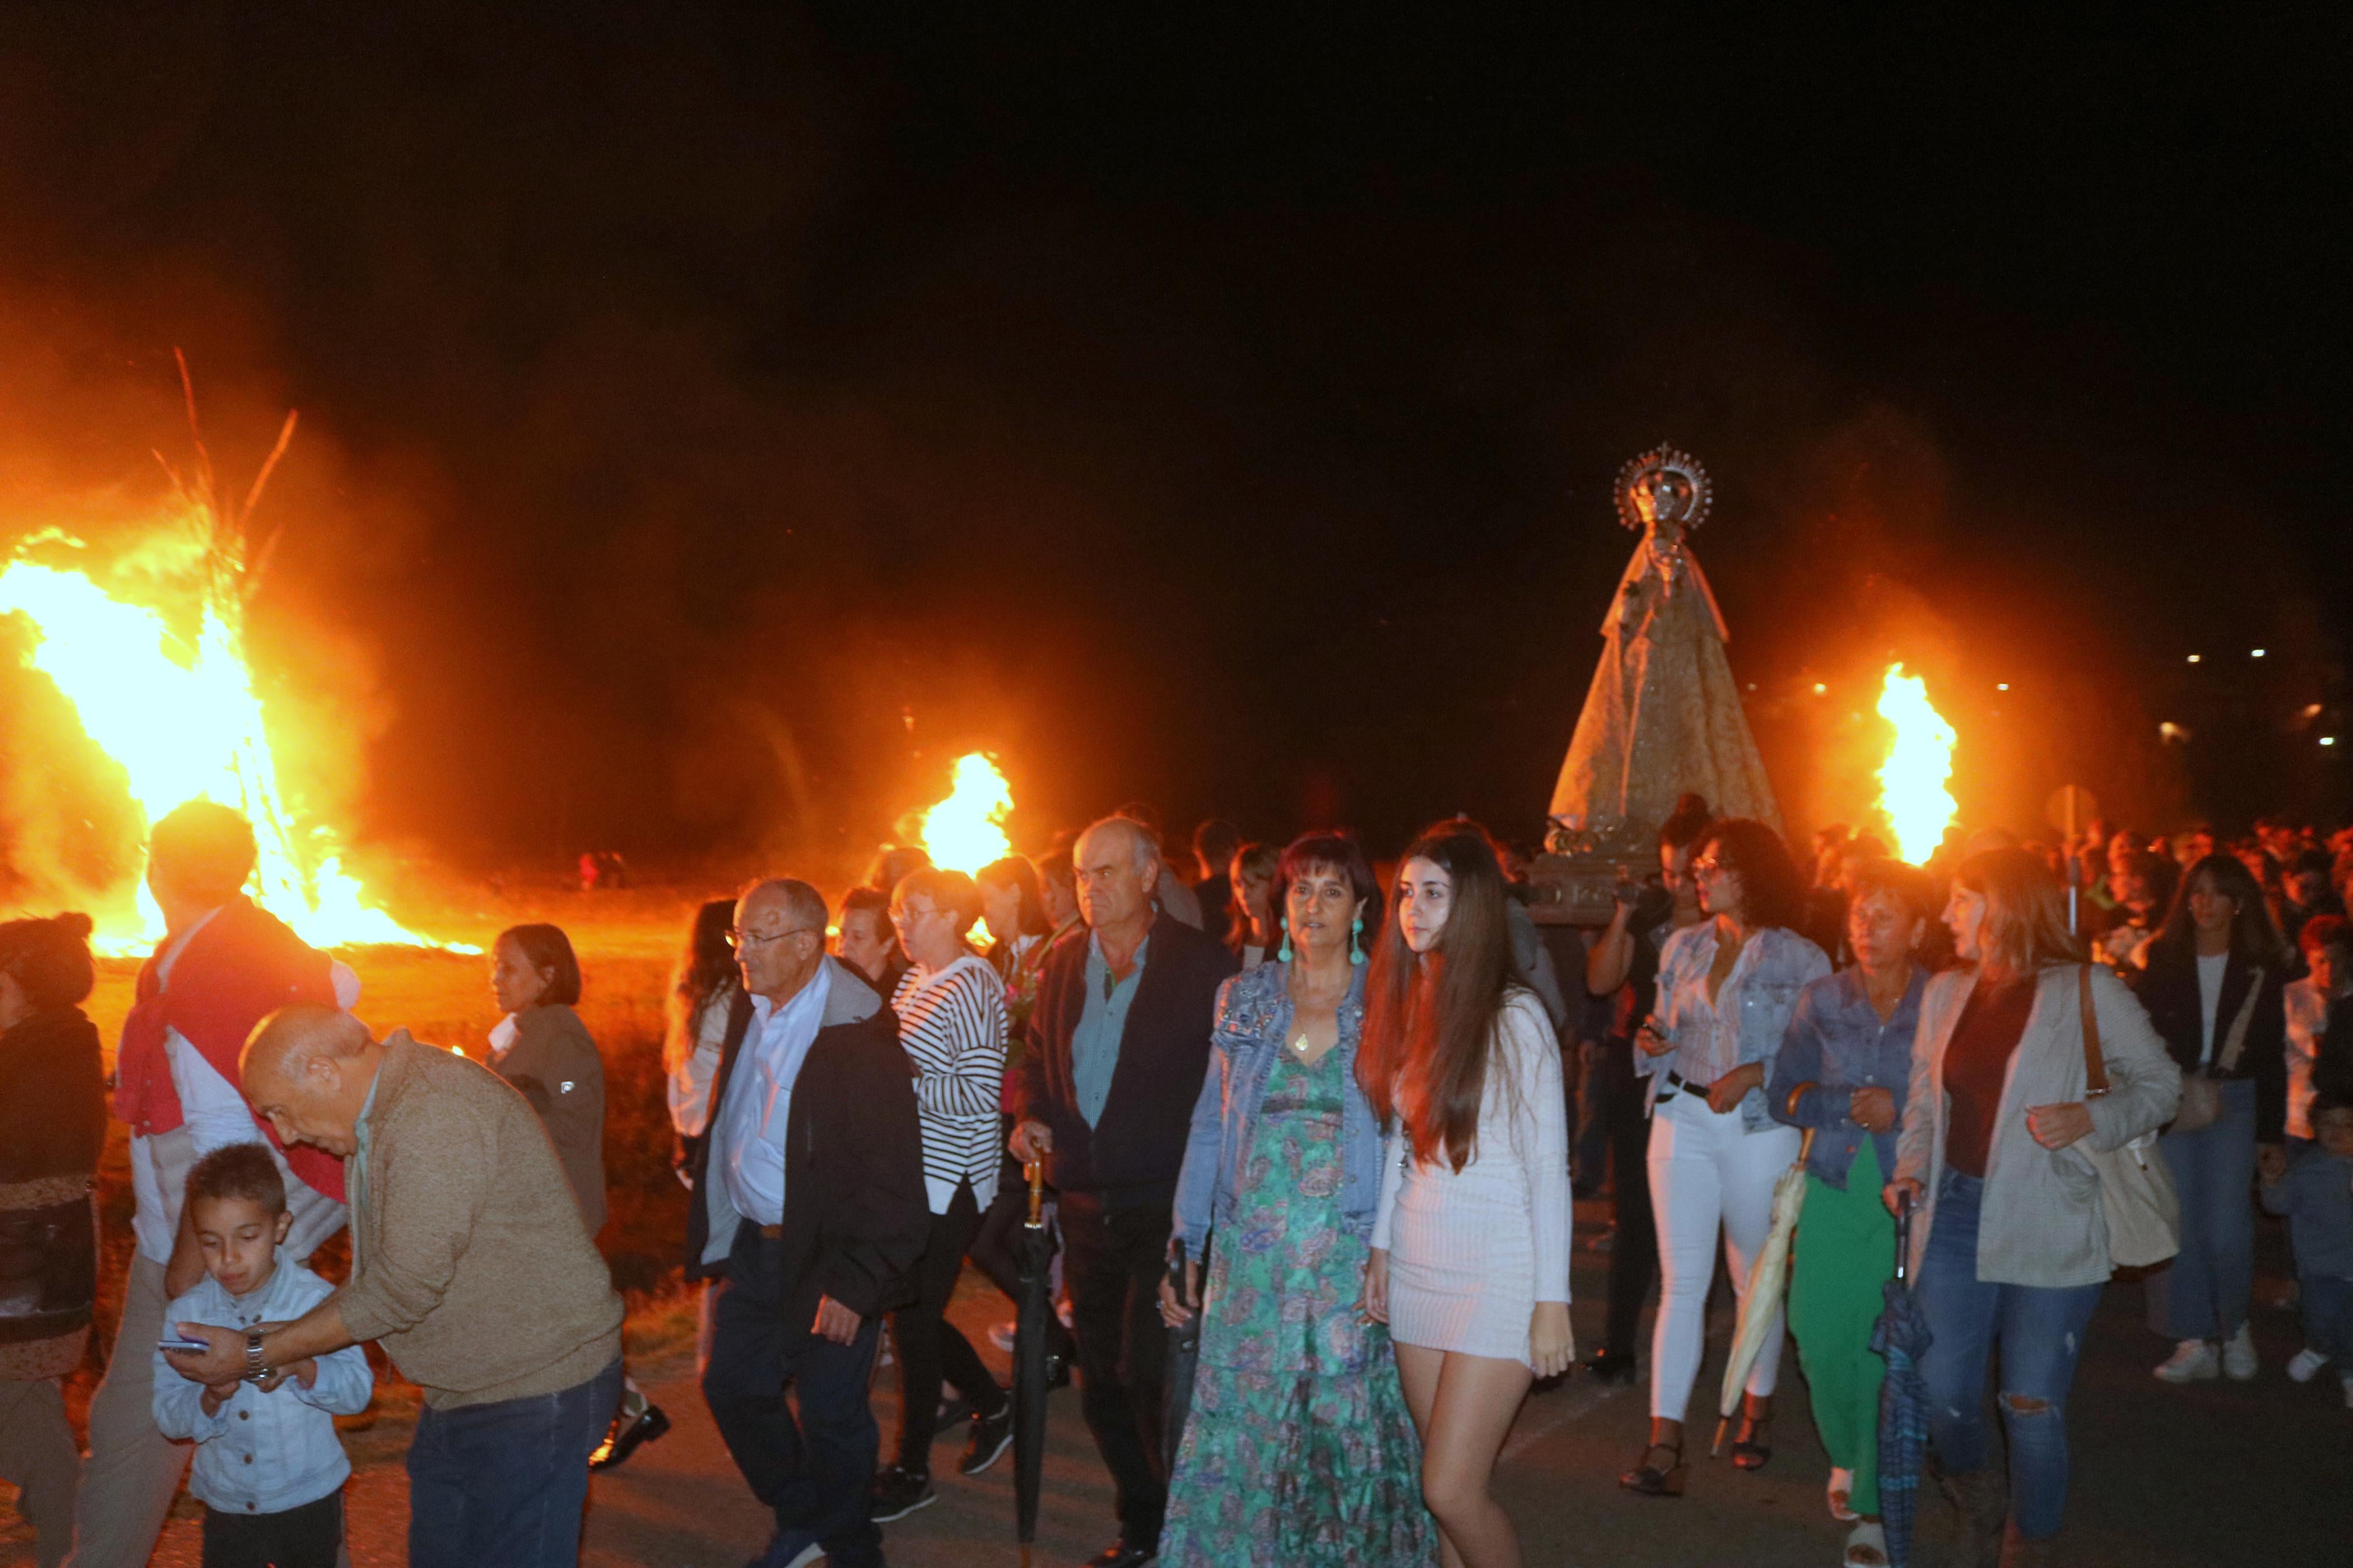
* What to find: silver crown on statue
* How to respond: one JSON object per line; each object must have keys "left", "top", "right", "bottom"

{"left": 1613, "top": 444, "right": 1712, "bottom": 540}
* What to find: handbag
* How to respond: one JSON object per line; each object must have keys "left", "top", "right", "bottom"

{"left": 2075, "top": 965, "right": 2181, "bottom": 1269}
{"left": 2169, "top": 967, "right": 2263, "bottom": 1135}
{"left": 0, "top": 1188, "right": 97, "bottom": 1344}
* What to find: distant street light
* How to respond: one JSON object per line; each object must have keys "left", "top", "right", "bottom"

{"left": 2187, "top": 653, "right": 2202, "bottom": 664}
{"left": 1996, "top": 682, "right": 2010, "bottom": 691}
{"left": 2252, "top": 648, "right": 2267, "bottom": 658}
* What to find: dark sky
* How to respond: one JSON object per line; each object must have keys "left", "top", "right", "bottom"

{"left": 2, "top": 5, "right": 2348, "bottom": 879}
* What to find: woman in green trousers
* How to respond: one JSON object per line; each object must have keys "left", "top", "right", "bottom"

{"left": 1768, "top": 860, "right": 1935, "bottom": 1568}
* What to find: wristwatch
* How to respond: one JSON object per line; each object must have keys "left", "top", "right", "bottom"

{"left": 244, "top": 1327, "right": 272, "bottom": 1384}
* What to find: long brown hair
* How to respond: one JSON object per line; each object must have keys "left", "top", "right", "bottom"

{"left": 665, "top": 898, "right": 739, "bottom": 1075}
{"left": 2149, "top": 853, "right": 2289, "bottom": 971}
{"left": 1358, "top": 824, "right": 1515, "bottom": 1172}
{"left": 1955, "top": 848, "right": 2086, "bottom": 982}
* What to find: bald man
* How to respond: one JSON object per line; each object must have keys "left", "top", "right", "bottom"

{"left": 165, "top": 1007, "right": 623, "bottom": 1568}
{"left": 1011, "top": 816, "right": 1236, "bottom": 1568}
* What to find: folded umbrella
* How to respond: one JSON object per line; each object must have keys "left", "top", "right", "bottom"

{"left": 1012, "top": 1161, "right": 1053, "bottom": 1567}
{"left": 1872, "top": 1189, "right": 1932, "bottom": 1568}
{"left": 1163, "top": 1236, "right": 1205, "bottom": 1467}
{"left": 1713, "top": 1127, "right": 1813, "bottom": 1456}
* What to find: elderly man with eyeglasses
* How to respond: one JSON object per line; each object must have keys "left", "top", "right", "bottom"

{"left": 683, "top": 877, "right": 929, "bottom": 1568}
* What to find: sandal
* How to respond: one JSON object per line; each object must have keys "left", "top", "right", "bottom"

{"left": 1617, "top": 1438, "right": 1687, "bottom": 1497}
{"left": 1729, "top": 1398, "right": 1772, "bottom": 1471}
{"left": 1842, "top": 1520, "right": 1887, "bottom": 1567}
{"left": 1827, "top": 1466, "right": 1859, "bottom": 1522}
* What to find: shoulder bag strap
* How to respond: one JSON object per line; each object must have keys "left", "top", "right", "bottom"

{"left": 2214, "top": 967, "right": 2266, "bottom": 1076}
{"left": 2080, "top": 964, "right": 2111, "bottom": 1098}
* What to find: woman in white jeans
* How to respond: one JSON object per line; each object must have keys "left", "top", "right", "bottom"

{"left": 1621, "top": 817, "right": 1829, "bottom": 1498}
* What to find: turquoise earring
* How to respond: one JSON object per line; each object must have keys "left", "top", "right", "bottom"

{"left": 1277, "top": 916, "right": 1293, "bottom": 964}
{"left": 1349, "top": 915, "right": 1365, "bottom": 965}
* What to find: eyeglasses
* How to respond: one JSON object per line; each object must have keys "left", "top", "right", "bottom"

{"left": 729, "top": 925, "right": 821, "bottom": 950}
{"left": 1690, "top": 858, "right": 1734, "bottom": 880}
{"left": 889, "top": 904, "right": 940, "bottom": 928}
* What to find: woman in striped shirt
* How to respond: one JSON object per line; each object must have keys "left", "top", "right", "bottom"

{"left": 871, "top": 867, "right": 1015, "bottom": 1524}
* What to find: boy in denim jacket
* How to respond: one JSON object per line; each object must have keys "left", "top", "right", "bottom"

{"left": 154, "top": 1143, "right": 372, "bottom": 1567}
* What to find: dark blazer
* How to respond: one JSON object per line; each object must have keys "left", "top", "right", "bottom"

{"left": 683, "top": 959, "right": 928, "bottom": 1330}
{"left": 1017, "top": 911, "right": 1237, "bottom": 1209}
{"left": 2130, "top": 944, "right": 2289, "bottom": 1143}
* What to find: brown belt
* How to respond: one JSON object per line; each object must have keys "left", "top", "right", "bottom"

{"left": 758, "top": 1223, "right": 784, "bottom": 1239}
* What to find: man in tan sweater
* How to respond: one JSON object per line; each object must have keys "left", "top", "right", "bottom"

{"left": 164, "top": 1005, "right": 624, "bottom": 1568}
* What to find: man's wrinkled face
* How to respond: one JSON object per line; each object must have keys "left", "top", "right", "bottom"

{"left": 733, "top": 887, "right": 823, "bottom": 998}
{"left": 246, "top": 1059, "right": 360, "bottom": 1159}
{"left": 1074, "top": 829, "right": 1155, "bottom": 931}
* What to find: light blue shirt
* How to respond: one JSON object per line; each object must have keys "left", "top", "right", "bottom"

{"left": 153, "top": 1258, "right": 373, "bottom": 1516}
{"left": 715, "top": 964, "right": 835, "bottom": 1226}
{"left": 1074, "top": 933, "right": 1148, "bottom": 1129}
{"left": 1646, "top": 922, "right": 1832, "bottom": 1131}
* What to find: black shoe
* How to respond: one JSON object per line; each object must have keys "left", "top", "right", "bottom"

{"left": 869, "top": 1464, "right": 936, "bottom": 1523}
{"left": 932, "top": 1395, "right": 974, "bottom": 1435}
{"left": 1582, "top": 1347, "right": 1639, "bottom": 1385}
{"left": 588, "top": 1400, "right": 672, "bottom": 1471}
{"left": 1080, "top": 1541, "right": 1156, "bottom": 1568}
{"left": 959, "top": 1399, "right": 1014, "bottom": 1476}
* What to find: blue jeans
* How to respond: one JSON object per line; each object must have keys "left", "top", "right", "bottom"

{"left": 2148, "top": 1077, "right": 2258, "bottom": 1341}
{"left": 702, "top": 1223, "right": 886, "bottom": 1568}
{"left": 406, "top": 1357, "right": 621, "bottom": 1568}
{"left": 1917, "top": 1172, "right": 2104, "bottom": 1542}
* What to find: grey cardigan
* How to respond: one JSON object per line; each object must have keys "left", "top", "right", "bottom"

{"left": 494, "top": 1004, "right": 607, "bottom": 1238}
{"left": 1894, "top": 963, "right": 2181, "bottom": 1288}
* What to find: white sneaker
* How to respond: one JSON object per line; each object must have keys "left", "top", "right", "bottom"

{"left": 2154, "top": 1339, "right": 2219, "bottom": 1382}
{"left": 2286, "top": 1347, "right": 2330, "bottom": 1384}
{"left": 2221, "top": 1322, "right": 2259, "bottom": 1381}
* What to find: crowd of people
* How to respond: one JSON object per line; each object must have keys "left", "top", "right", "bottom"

{"left": 1, "top": 794, "right": 2350, "bottom": 1568}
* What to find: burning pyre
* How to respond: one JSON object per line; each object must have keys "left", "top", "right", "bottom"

{"left": 0, "top": 385, "right": 467, "bottom": 953}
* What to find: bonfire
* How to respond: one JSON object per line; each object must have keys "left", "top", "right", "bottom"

{"left": 0, "top": 356, "right": 467, "bottom": 952}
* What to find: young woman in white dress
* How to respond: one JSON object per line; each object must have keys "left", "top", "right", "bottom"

{"left": 1362, "top": 824, "right": 1573, "bottom": 1568}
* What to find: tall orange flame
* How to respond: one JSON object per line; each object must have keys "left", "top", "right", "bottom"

{"left": 1873, "top": 663, "right": 1957, "bottom": 865}
{"left": 918, "top": 753, "right": 1014, "bottom": 876}
{"left": 1, "top": 514, "right": 469, "bottom": 953}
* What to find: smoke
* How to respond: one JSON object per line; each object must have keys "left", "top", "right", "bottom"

{"left": 3, "top": 5, "right": 2326, "bottom": 898}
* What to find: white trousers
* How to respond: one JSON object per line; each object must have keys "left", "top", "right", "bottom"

{"left": 1645, "top": 1089, "right": 1801, "bottom": 1421}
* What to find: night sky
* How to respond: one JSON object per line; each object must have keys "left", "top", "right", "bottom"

{"left": 2, "top": 6, "right": 2348, "bottom": 882}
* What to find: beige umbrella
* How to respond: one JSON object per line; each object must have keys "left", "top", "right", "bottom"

{"left": 1713, "top": 1127, "right": 1815, "bottom": 1457}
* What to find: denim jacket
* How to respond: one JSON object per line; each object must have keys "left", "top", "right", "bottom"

{"left": 1173, "top": 962, "right": 1383, "bottom": 1253}
{"left": 1642, "top": 922, "right": 1832, "bottom": 1132}
{"left": 153, "top": 1258, "right": 373, "bottom": 1515}
{"left": 1766, "top": 965, "right": 1925, "bottom": 1189}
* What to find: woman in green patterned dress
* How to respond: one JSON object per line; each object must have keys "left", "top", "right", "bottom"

{"left": 1158, "top": 833, "right": 1435, "bottom": 1566}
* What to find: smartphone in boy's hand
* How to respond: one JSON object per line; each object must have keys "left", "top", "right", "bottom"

{"left": 157, "top": 1334, "right": 212, "bottom": 1354}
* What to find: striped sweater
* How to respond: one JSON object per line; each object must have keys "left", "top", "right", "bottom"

{"left": 892, "top": 955, "right": 1010, "bottom": 1213}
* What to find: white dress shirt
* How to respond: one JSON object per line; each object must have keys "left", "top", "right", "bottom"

{"left": 714, "top": 964, "right": 834, "bottom": 1228}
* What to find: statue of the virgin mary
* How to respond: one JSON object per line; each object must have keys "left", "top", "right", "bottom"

{"left": 1535, "top": 446, "right": 1779, "bottom": 918}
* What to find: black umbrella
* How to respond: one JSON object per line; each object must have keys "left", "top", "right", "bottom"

{"left": 1012, "top": 1161, "right": 1053, "bottom": 1566}
{"left": 1871, "top": 1190, "right": 1933, "bottom": 1568}
{"left": 1163, "top": 1236, "right": 1204, "bottom": 1467}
